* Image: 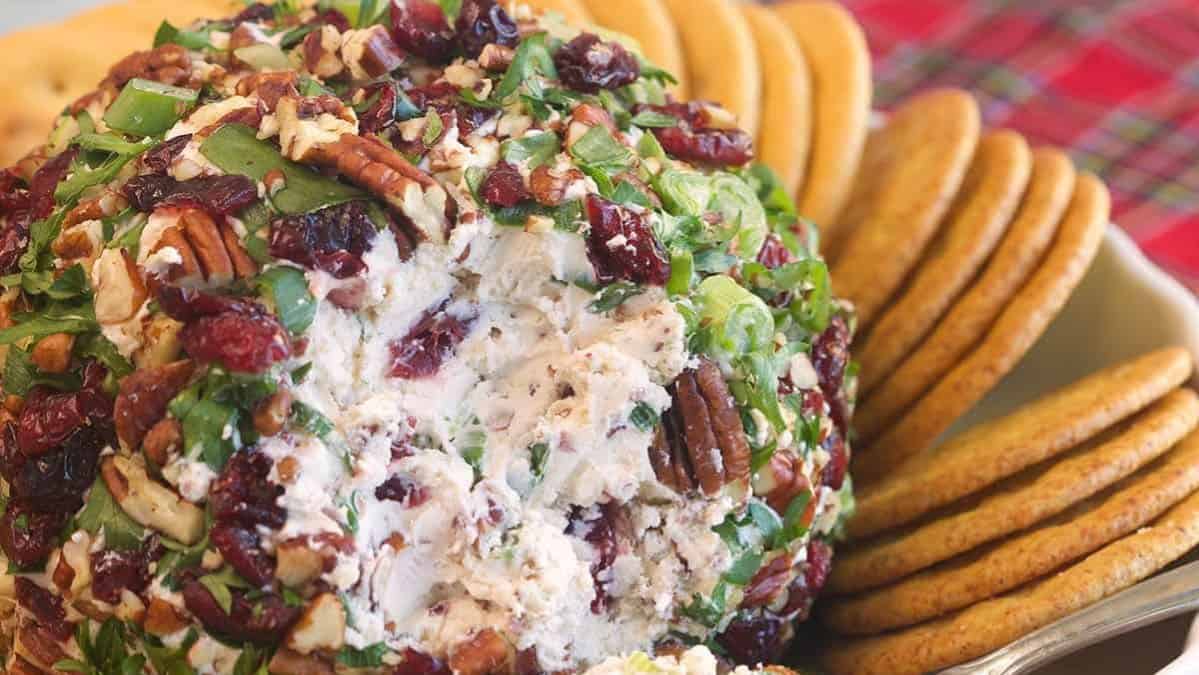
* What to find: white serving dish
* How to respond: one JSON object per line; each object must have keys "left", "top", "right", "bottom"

{"left": 954, "top": 225, "right": 1199, "bottom": 674}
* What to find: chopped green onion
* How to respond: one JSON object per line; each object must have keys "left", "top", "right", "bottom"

{"left": 256, "top": 266, "right": 317, "bottom": 334}
{"left": 72, "top": 132, "right": 152, "bottom": 156}
{"left": 569, "top": 125, "right": 634, "bottom": 174}
{"left": 500, "top": 132, "right": 561, "bottom": 169}
{"left": 233, "top": 44, "right": 291, "bottom": 71}
{"left": 421, "top": 110, "right": 444, "bottom": 146}
{"left": 153, "top": 20, "right": 219, "bottom": 50}
{"left": 629, "top": 110, "right": 677, "bottom": 128}
{"left": 695, "top": 276, "right": 774, "bottom": 356}
{"left": 636, "top": 129, "right": 666, "bottom": 160}
{"left": 103, "top": 78, "right": 198, "bottom": 137}
{"left": 496, "top": 32, "right": 557, "bottom": 102}
{"left": 629, "top": 402, "right": 659, "bottom": 432}
{"left": 666, "top": 249, "right": 693, "bottom": 296}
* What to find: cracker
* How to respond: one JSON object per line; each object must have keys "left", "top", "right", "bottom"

{"left": 0, "top": 0, "right": 236, "bottom": 166}
{"left": 517, "top": 0, "right": 592, "bottom": 26}
{"left": 823, "top": 478, "right": 1199, "bottom": 675}
{"left": 580, "top": 0, "right": 687, "bottom": 98}
{"left": 856, "top": 130, "right": 1031, "bottom": 393}
{"left": 827, "top": 88, "right": 980, "bottom": 327}
{"left": 855, "top": 148, "right": 1076, "bottom": 440}
{"left": 830, "top": 388, "right": 1199, "bottom": 595}
{"left": 825, "top": 427, "right": 1199, "bottom": 634}
{"left": 851, "top": 346, "right": 1193, "bottom": 540}
{"left": 741, "top": 4, "right": 811, "bottom": 199}
{"left": 660, "top": 0, "right": 760, "bottom": 136}
{"left": 855, "top": 172, "right": 1111, "bottom": 483}
{"left": 824, "top": 123, "right": 886, "bottom": 259}
{"left": 773, "top": 1, "right": 870, "bottom": 237}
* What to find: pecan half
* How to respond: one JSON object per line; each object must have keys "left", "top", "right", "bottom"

{"left": 450, "top": 629, "right": 514, "bottom": 675}
{"left": 151, "top": 209, "right": 257, "bottom": 284}
{"left": 309, "top": 134, "right": 450, "bottom": 244}
{"left": 650, "top": 358, "right": 751, "bottom": 496}
{"left": 114, "top": 359, "right": 195, "bottom": 450}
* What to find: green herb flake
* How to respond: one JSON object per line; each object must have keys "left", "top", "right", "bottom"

{"left": 77, "top": 477, "right": 147, "bottom": 551}
{"left": 588, "top": 281, "right": 643, "bottom": 313}
{"left": 629, "top": 402, "right": 659, "bottom": 432}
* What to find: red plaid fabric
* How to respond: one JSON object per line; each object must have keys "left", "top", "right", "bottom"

{"left": 835, "top": 0, "right": 1199, "bottom": 291}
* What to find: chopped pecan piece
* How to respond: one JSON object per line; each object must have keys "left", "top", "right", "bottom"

{"left": 276, "top": 95, "right": 358, "bottom": 162}
{"left": 303, "top": 25, "right": 345, "bottom": 79}
{"left": 341, "top": 26, "right": 405, "bottom": 79}
{"left": 450, "top": 629, "right": 514, "bottom": 675}
{"left": 650, "top": 358, "right": 751, "bottom": 496}
{"left": 235, "top": 71, "right": 300, "bottom": 111}
{"left": 114, "top": 359, "right": 195, "bottom": 450}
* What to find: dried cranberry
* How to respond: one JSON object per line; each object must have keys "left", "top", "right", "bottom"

{"left": 566, "top": 503, "right": 623, "bottom": 613}
{"left": 375, "top": 475, "right": 430, "bottom": 507}
{"left": 154, "top": 284, "right": 256, "bottom": 322}
{"left": 269, "top": 201, "right": 377, "bottom": 279}
{"left": 313, "top": 8, "right": 351, "bottom": 32}
{"left": 0, "top": 220, "right": 29, "bottom": 275}
{"left": 210, "top": 522, "right": 275, "bottom": 587}
{"left": 390, "top": 0, "right": 455, "bottom": 63}
{"left": 0, "top": 422, "right": 25, "bottom": 484}
{"left": 17, "top": 380, "right": 112, "bottom": 458}
{"left": 554, "top": 33, "right": 640, "bottom": 93}
{"left": 715, "top": 610, "right": 789, "bottom": 666}
{"left": 12, "top": 425, "right": 109, "bottom": 511}
{"left": 141, "top": 134, "right": 192, "bottom": 174}
{"left": 29, "top": 148, "right": 79, "bottom": 223}
{"left": 393, "top": 649, "right": 452, "bottom": 675}
{"left": 0, "top": 168, "right": 31, "bottom": 220}
{"left": 480, "top": 161, "right": 530, "bottom": 208}
{"left": 779, "top": 539, "right": 833, "bottom": 621}
{"left": 639, "top": 102, "right": 754, "bottom": 167}
{"left": 357, "top": 82, "right": 401, "bottom": 135}
{"left": 820, "top": 427, "right": 848, "bottom": 490}
{"left": 584, "top": 194, "right": 670, "bottom": 286}
{"left": 181, "top": 310, "right": 290, "bottom": 373}
{"left": 15, "top": 578, "right": 72, "bottom": 640}
{"left": 455, "top": 0, "right": 518, "bottom": 58}
{"left": 90, "top": 537, "right": 163, "bottom": 604}
{"left": 0, "top": 503, "right": 69, "bottom": 570}
{"left": 756, "top": 234, "right": 793, "bottom": 269}
{"left": 231, "top": 2, "right": 275, "bottom": 23}
{"left": 811, "top": 315, "right": 851, "bottom": 435}
{"left": 122, "top": 174, "right": 258, "bottom": 216}
{"left": 405, "top": 81, "right": 497, "bottom": 138}
{"left": 209, "top": 450, "right": 286, "bottom": 529}
{"left": 182, "top": 581, "right": 301, "bottom": 645}
{"left": 389, "top": 304, "right": 475, "bottom": 379}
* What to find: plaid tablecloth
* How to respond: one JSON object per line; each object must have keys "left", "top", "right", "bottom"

{"left": 837, "top": 0, "right": 1199, "bottom": 291}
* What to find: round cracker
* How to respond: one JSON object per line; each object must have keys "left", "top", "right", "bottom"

{"left": 515, "top": 0, "right": 592, "bottom": 28}
{"left": 855, "top": 148, "right": 1077, "bottom": 441}
{"left": 827, "top": 88, "right": 980, "bottom": 327}
{"left": 579, "top": 0, "right": 688, "bottom": 98}
{"left": 850, "top": 346, "right": 1194, "bottom": 540}
{"left": 741, "top": 4, "right": 811, "bottom": 198}
{"left": 856, "top": 130, "right": 1031, "bottom": 393}
{"left": 855, "top": 172, "right": 1111, "bottom": 483}
{"left": 659, "top": 0, "right": 759, "bottom": 136}
{"left": 825, "top": 427, "right": 1199, "bottom": 634}
{"left": 0, "top": 0, "right": 236, "bottom": 166}
{"left": 774, "top": 1, "right": 870, "bottom": 240}
{"left": 829, "top": 388, "right": 1199, "bottom": 595}
{"left": 823, "top": 481, "right": 1199, "bottom": 675}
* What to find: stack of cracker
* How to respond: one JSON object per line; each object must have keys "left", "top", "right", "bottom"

{"left": 821, "top": 347, "right": 1199, "bottom": 674}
